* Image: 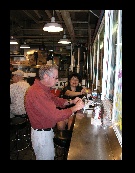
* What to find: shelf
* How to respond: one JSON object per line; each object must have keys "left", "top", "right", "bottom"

{"left": 10, "top": 55, "right": 24, "bottom": 57}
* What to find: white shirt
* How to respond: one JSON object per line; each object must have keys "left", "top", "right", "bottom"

{"left": 10, "top": 80, "right": 30, "bottom": 117}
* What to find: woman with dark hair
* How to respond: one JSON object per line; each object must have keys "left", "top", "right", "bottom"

{"left": 57, "top": 73, "right": 92, "bottom": 130}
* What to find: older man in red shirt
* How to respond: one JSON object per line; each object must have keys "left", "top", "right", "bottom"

{"left": 25, "top": 64, "right": 84, "bottom": 160}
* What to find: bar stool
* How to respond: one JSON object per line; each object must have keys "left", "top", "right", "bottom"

{"left": 53, "top": 130, "right": 72, "bottom": 160}
{"left": 10, "top": 117, "right": 31, "bottom": 160}
{"left": 14, "top": 114, "right": 31, "bottom": 137}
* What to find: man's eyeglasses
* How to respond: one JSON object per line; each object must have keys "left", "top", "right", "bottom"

{"left": 48, "top": 74, "right": 58, "bottom": 80}
{"left": 52, "top": 76, "right": 58, "bottom": 80}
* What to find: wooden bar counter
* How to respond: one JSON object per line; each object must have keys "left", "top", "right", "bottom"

{"left": 67, "top": 114, "right": 122, "bottom": 160}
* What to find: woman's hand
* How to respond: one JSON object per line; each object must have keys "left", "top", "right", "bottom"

{"left": 81, "top": 88, "right": 86, "bottom": 95}
{"left": 87, "top": 88, "right": 92, "bottom": 94}
{"left": 81, "top": 88, "right": 92, "bottom": 94}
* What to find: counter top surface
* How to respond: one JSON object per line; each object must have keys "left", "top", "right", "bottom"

{"left": 67, "top": 114, "right": 122, "bottom": 160}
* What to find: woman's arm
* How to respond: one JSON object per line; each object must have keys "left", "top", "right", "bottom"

{"left": 65, "top": 90, "right": 82, "bottom": 97}
{"left": 81, "top": 88, "right": 92, "bottom": 94}
{"left": 64, "top": 87, "right": 92, "bottom": 97}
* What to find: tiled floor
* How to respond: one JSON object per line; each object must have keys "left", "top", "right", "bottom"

{"left": 10, "top": 146, "right": 36, "bottom": 160}
{"left": 10, "top": 125, "right": 70, "bottom": 160}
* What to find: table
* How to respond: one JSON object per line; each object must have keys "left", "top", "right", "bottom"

{"left": 67, "top": 113, "right": 122, "bottom": 160}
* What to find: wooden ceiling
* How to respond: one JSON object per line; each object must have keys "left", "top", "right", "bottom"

{"left": 10, "top": 10, "right": 103, "bottom": 50}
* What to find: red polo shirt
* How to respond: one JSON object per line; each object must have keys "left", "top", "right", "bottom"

{"left": 25, "top": 79, "right": 72, "bottom": 129}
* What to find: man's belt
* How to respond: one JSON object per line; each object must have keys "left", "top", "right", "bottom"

{"left": 34, "top": 128, "right": 51, "bottom": 131}
{"left": 14, "top": 114, "right": 27, "bottom": 118}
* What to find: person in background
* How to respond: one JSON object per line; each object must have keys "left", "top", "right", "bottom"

{"left": 57, "top": 72, "right": 92, "bottom": 130}
{"left": 10, "top": 70, "right": 30, "bottom": 118}
{"left": 24, "top": 64, "right": 84, "bottom": 160}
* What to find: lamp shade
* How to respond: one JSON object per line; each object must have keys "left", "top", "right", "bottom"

{"left": 10, "top": 36, "right": 18, "bottom": 44}
{"left": 58, "top": 34, "right": 71, "bottom": 44}
{"left": 43, "top": 17, "right": 63, "bottom": 32}
{"left": 20, "top": 42, "right": 30, "bottom": 48}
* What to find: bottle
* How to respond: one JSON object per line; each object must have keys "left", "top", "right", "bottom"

{"left": 89, "top": 94, "right": 92, "bottom": 100}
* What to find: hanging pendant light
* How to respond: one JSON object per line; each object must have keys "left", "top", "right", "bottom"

{"left": 43, "top": 11, "right": 63, "bottom": 32}
{"left": 20, "top": 42, "right": 30, "bottom": 48}
{"left": 10, "top": 36, "right": 18, "bottom": 44}
{"left": 58, "top": 30, "right": 71, "bottom": 44}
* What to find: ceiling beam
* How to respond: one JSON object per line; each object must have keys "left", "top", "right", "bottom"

{"left": 60, "top": 10, "right": 75, "bottom": 43}
{"left": 34, "top": 10, "right": 42, "bottom": 18}
{"left": 55, "top": 10, "right": 63, "bottom": 23}
{"left": 22, "top": 10, "right": 39, "bottom": 24}
{"left": 15, "top": 35, "right": 88, "bottom": 39}
{"left": 45, "top": 10, "right": 52, "bottom": 19}
{"left": 64, "top": 10, "right": 89, "bottom": 12}
{"left": 92, "top": 10, "right": 105, "bottom": 44}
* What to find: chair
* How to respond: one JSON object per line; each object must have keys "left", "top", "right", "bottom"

{"left": 10, "top": 117, "right": 31, "bottom": 160}
{"left": 53, "top": 130, "right": 72, "bottom": 160}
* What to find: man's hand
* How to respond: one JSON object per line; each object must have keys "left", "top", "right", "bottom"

{"left": 72, "top": 97, "right": 82, "bottom": 104}
{"left": 70, "top": 99, "right": 85, "bottom": 113}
